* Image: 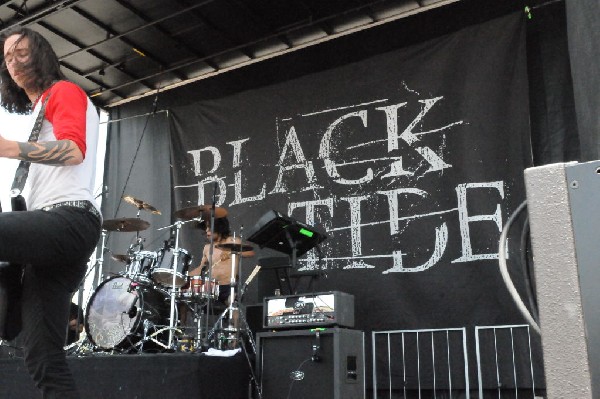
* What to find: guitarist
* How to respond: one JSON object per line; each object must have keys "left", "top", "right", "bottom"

{"left": 0, "top": 27, "right": 101, "bottom": 398}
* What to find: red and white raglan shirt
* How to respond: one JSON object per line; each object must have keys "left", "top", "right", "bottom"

{"left": 22, "top": 80, "right": 101, "bottom": 216}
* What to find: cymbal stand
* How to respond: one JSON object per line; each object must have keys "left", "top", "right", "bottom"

{"left": 190, "top": 299, "right": 207, "bottom": 350}
{"left": 157, "top": 218, "right": 201, "bottom": 349}
{"left": 200, "top": 204, "right": 218, "bottom": 349}
{"left": 206, "top": 235, "right": 253, "bottom": 344}
{"left": 96, "top": 229, "right": 108, "bottom": 286}
{"left": 207, "top": 232, "right": 261, "bottom": 398}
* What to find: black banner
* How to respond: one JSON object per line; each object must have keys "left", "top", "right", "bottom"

{"left": 169, "top": 13, "right": 532, "bottom": 338}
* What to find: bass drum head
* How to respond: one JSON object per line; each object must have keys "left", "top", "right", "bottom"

{"left": 85, "top": 276, "right": 171, "bottom": 350}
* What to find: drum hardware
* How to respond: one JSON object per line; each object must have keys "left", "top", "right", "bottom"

{"left": 101, "top": 217, "right": 150, "bottom": 232}
{"left": 95, "top": 229, "right": 108, "bottom": 286}
{"left": 135, "top": 319, "right": 182, "bottom": 352}
{"left": 172, "top": 198, "right": 227, "bottom": 349}
{"left": 196, "top": 195, "right": 230, "bottom": 349}
{"left": 205, "top": 229, "right": 262, "bottom": 398}
{"left": 182, "top": 295, "right": 212, "bottom": 351}
{"left": 122, "top": 195, "right": 162, "bottom": 215}
{"left": 208, "top": 229, "right": 260, "bottom": 363}
{"left": 157, "top": 215, "right": 204, "bottom": 349}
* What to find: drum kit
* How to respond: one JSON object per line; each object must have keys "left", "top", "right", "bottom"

{"left": 83, "top": 195, "right": 254, "bottom": 354}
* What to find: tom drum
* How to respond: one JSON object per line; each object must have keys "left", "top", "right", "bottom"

{"left": 151, "top": 248, "right": 191, "bottom": 288}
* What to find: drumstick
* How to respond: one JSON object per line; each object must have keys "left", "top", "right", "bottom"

{"left": 241, "top": 265, "right": 261, "bottom": 291}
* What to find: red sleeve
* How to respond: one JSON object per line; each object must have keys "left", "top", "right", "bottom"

{"left": 43, "top": 81, "right": 88, "bottom": 157}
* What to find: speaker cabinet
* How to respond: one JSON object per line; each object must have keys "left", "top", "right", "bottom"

{"left": 257, "top": 328, "right": 364, "bottom": 399}
{"left": 525, "top": 160, "right": 600, "bottom": 398}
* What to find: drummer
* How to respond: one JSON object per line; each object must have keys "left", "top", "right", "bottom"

{"left": 188, "top": 216, "right": 254, "bottom": 306}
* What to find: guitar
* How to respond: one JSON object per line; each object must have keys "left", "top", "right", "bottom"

{"left": 0, "top": 196, "right": 27, "bottom": 341}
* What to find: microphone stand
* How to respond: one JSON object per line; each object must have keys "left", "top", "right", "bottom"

{"left": 200, "top": 182, "right": 218, "bottom": 349}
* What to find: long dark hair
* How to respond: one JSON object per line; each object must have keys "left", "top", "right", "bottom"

{"left": 1, "top": 26, "right": 65, "bottom": 114}
{"left": 198, "top": 217, "right": 231, "bottom": 238}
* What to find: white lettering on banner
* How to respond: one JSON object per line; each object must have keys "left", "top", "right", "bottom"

{"left": 228, "top": 138, "right": 266, "bottom": 205}
{"left": 319, "top": 110, "right": 373, "bottom": 185}
{"left": 452, "top": 181, "right": 505, "bottom": 263}
{"left": 379, "top": 188, "right": 429, "bottom": 235}
{"left": 174, "top": 95, "right": 510, "bottom": 274}
{"left": 269, "top": 125, "right": 319, "bottom": 194}
{"left": 189, "top": 176, "right": 227, "bottom": 207}
{"left": 187, "top": 146, "right": 221, "bottom": 175}
{"left": 288, "top": 198, "right": 335, "bottom": 268}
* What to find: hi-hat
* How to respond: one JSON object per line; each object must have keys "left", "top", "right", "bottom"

{"left": 216, "top": 239, "right": 254, "bottom": 253}
{"left": 102, "top": 217, "right": 150, "bottom": 232}
{"left": 123, "top": 195, "right": 161, "bottom": 215}
{"left": 173, "top": 205, "right": 227, "bottom": 220}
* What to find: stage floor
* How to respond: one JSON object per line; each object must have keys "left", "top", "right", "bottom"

{"left": 0, "top": 351, "right": 251, "bottom": 399}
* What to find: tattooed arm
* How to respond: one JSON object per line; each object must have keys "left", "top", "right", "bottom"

{"left": 0, "top": 135, "right": 83, "bottom": 166}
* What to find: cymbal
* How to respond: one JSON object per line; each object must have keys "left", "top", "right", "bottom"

{"left": 122, "top": 195, "right": 161, "bottom": 215}
{"left": 173, "top": 205, "right": 227, "bottom": 220}
{"left": 102, "top": 217, "right": 150, "bottom": 232}
{"left": 111, "top": 254, "right": 130, "bottom": 263}
{"left": 216, "top": 239, "right": 254, "bottom": 253}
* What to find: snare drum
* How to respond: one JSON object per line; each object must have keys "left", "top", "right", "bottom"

{"left": 151, "top": 247, "right": 191, "bottom": 287}
{"left": 179, "top": 276, "right": 219, "bottom": 301}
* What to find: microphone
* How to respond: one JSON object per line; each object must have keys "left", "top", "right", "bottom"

{"left": 125, "top": 295, "right": 139, "bottom": 318}
{"left": 127, "top": 304, "right": 138, "bottom": 319}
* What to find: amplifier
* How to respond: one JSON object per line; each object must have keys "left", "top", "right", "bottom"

{"left": 263, "top": 291, "right": 354, "bottom": 329}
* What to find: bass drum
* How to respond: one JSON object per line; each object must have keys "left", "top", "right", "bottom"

{"left": 85, "top": 276, "right": 173, "bottom": 351}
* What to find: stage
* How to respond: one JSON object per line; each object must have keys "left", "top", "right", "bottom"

{"left": 0, "top": 351, "right": 251, "bottom": 398}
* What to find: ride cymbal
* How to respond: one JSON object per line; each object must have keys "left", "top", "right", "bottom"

{"left": 173, "top": 205, "right": 227, "bottom": 220}
{"left": 102, "top": 217, "right": 150, "bottom": 232}
{"left": 122, "top": 195, "right": 161, "bottom": 215}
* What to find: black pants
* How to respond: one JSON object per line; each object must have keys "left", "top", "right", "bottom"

{"left": 0, "top": 206, "right": 101, "bottom": 399}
